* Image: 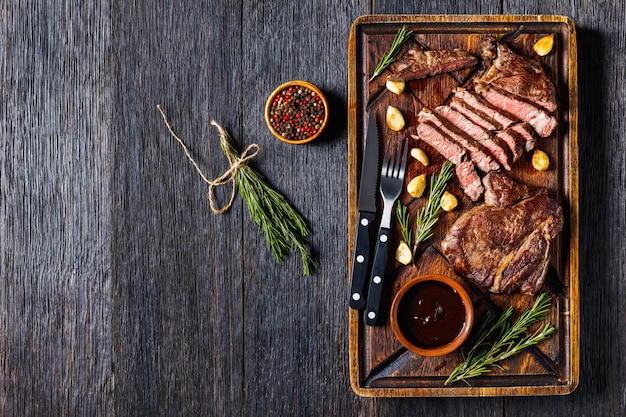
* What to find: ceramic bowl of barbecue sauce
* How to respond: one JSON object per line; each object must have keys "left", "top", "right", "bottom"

{"left": 390, "top": 274, "right": 474, "bottom": 356}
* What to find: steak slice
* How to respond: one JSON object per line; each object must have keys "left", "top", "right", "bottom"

{"left": 387, "top": 47, "right": 478, "bottom": 81}
{"left": 494, "top": 126, "right": 527, "bottom": 162}
{"left": 509, "top": 122, "right": 538, "bottom": 152}
{"left": 440, "top": 186, "right": 563, "bottom": 295}
{"left": 410, "top": 129, "right": 484, "bottom": 201}
{"left": 412, "top": 125, "right": 466, "bottom": 166}
{"left": 455, "top": 161, "right": 484, "bottom": 202}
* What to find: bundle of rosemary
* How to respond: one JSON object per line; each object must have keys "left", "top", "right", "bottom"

{"left": 157, "top": 105, "right": 315, "bottom": 276}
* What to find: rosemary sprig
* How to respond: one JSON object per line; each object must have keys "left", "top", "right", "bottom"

{"left": 369, "top": 25, "right": 413, "bottom": 81}
{"left": 412, "top": 161, "right": 454, "bottom": 253}
{"left": 445, "top": 292, "right": 556, "bottom": 386}
{"left": 395, "top": 201, "right": 412, "bottom": 247}
{"left": 218, "top": 129, "right": 315, "bottom": 276}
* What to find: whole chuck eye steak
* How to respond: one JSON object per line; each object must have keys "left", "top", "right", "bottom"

{"left": 440, "top": 173, "right": 564, "bottom": 295}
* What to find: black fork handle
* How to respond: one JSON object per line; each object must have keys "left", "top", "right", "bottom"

{"left": 364, "top": 225, "right": 390, "bottom": 326}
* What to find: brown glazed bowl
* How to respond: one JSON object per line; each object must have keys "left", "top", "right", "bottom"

{"left": 390, "top": 274, "right": 474, "bottom": 357}
{"left": 264, "top": 80, "right": 329, "bottom": 145}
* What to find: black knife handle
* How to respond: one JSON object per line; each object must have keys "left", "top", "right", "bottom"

{"left": 349, "top": 211, "right": 376, "bottom": 309}
{"left": 364, "top": 226, "right": 391, "bottom": 325}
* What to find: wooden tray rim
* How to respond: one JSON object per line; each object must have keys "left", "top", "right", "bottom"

{"left": 347, "top": 14, "right": 579, "bottom": 398}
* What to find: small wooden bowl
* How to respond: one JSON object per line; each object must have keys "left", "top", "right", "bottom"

{"left": 264, "top": 80, "right": 328, "bottom": 145}
{"left": 390, "top": 274, "right": 474, "bottom": 357}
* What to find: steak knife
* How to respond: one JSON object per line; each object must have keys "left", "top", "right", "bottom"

{"left": 349, "top": 113, "right": 379, "bottom": 310}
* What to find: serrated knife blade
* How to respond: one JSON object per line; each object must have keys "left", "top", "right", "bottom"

{"left": 349, "top": 113, "right": 380, "bottom": 310}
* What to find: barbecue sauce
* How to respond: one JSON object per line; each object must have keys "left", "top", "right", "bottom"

{"left": 397, "top": 281, "right": 466, "bottom": 348}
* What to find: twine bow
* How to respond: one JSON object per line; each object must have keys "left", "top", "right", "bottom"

{"left": 157, "top": 105, "right": 259, "bottom": 213}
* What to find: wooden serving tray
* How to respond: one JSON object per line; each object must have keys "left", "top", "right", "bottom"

{"left": 347, "top": 15, "right": 578, "bottom": 397}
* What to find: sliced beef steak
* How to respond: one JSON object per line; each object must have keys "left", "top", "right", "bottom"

{"left": 410, "top": 39, "right": 558, "bottom": 202}
{"left": 387, "top": 47, "right": 478, "bottom": 81}
{"left": 418, "top": 108, "right": 501, "bottom": 173}
{"left": 493, "top": 122, "right": 536, "bottom": 162}
{"left": 451, "top": 88, "right": 518, "bottom": 130}
{"left": 440, "top": 176, "right": 563, "bottom": 295}
{"left": 436, "top": 106, "right": 513, "bottom": 171}
{"left": 411, "top": 126, "right": 466, "bottom": 166}
{"left": 480, "top": 87, "right": 557, "bottom": 137}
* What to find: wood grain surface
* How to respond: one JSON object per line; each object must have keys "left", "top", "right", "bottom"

{"left": 0, "top": 1, "right": 624, "bottom": 416}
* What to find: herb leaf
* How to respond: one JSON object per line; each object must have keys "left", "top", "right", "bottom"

{"left": 445, "top": 292, "right": 555, "bottom": 386}
{"left": 370, "top": 25, "right": 413, "bottom": 81}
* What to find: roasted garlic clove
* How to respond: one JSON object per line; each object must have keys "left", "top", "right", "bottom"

{"left": 395, "top": 241, "right": 413, "bottom": 265}
{"left": 440, "top": 191, "right": 458, "bottom": 212}
{"left": 532, "top": 149, "right": 550, "bottom": 171}
{"left": 385, "top": 79, "right": 406, "bottom": 95}
{"left": 533, "top": 35, "right": 555, "bottom": 56}
{"left": 410, "top": 147, "right": 429, "bottom": 167}
{"left": 407, "top": 174, "right": 427, "bottom": 198}
{"left": 386, "top": 106, "right": 405, "bottom": 131}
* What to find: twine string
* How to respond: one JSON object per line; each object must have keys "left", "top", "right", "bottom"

{"left": 156, "top": 104, "right": 259, "bottom": 214}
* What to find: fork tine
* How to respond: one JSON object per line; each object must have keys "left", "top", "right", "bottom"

{"left": 397, "top": 137, "right": 408, "bottom": 178}
{"left": 381, "top": 139, "right": 392, "bottom": 176}
{"left": 391, "top": 140, "right": 400, "bottom": 177}
{"left": 389, "top": 138, "right": 407, "bottom": 178}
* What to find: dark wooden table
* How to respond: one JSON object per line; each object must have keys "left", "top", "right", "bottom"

{"left": 1, "top": 1, "right": 624, "bottom": 416}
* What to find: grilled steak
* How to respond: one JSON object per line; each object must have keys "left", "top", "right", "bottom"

{"left": 474, "top": 38, "right": 558, "bottom": 112}
{"left": 473, "top": 38, "right": 558, "bottom": 137}
{"left": 435, "top": 106, "right": 513, "bottom": 171}
{"left": 455, "top": 161, "right": 484, "bottom": 202}
{"left": 440, "top": 174, "right": 563, "bottom": 295}
{"left": 412, "top": 126, "right": 466, "bottom": 165}
{"left": 387, "top": 47, "right": 478, "bottom": 81}
{"left": 410, "top": 38, "right": 558, "bottom": 201}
